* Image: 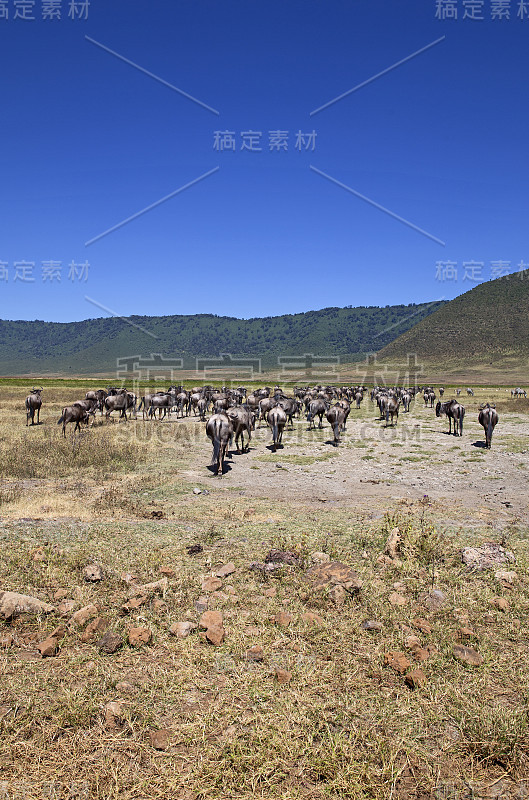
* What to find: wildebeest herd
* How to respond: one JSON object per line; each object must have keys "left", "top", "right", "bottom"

{"left": 20, "top": 382, "right": 517, "bottom": 474}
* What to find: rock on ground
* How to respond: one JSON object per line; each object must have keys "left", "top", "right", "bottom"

{"left": 0, "top": 591, "right": 55, "bottom": 620}
{"left": 461, "top": 544, "right": 515, "bottom": 571}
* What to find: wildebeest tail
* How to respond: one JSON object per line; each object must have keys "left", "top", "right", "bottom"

{"left": 487, "top": 413, "right": 493, "bottom": 444}
{"left": 57, "top": 408, "right": 65, "bottom": 425}
{"left": 272, "top": 423, "right": 278, "bottom": 444}
{"left": 334, "top": 421, "right": 340, "bottom": 443}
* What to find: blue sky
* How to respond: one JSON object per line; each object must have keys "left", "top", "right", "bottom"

{"left": 1, "top": 0, "right": 528, "bottom": 322}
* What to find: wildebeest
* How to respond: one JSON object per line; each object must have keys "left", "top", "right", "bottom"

{"left": 439, "top": 387, "right": 444, "bottom": 397}
{"left": 268, "top": 405, "right": 287, "bottom": 452}
{"left": 85, "top": 389, "right": 107, "bottom": 414}
{"left": 57, "top": 405, "right": 90, "bottom": 437}
{"left": 226, "top": 406, "right": 255, "bottom": 453}
{"left": 258, "top": 397, "right": 277, "bottom": 426}
{"left": 307, "top": 398, "right": 328, "bottom": 429}
{"left": 478, "top": 403, "right": 499, "bottom": 449}
{"left": 277, "top": 397, "right": 299, "bottom": 428}
{"left": 466, "top": 388, "right": 474, "bottom": 396}
{"left": 326, "top": 404, "right": 347, "bottom": 445}
{"left": 385, "top": 396, "right": 400, "bottom": 426}
{"left": 423, "top": 389, "right": 435, "bottom": 408}
{"left": 206, "top": 412, "right": 233, "bottom": 475}
{"left": 104, "top": 391, "right": 135, "bottom": 421}
{"left": 25, "top": 388, "right": 43, "bottom": 426}
{"left": 435, "top": 399, "right": 465, "bottom": 436}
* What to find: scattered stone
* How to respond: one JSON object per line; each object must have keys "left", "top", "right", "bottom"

{"left": 412, "top": 618, "right": 432, "bottom": 635}
{"left": 115, "top": 681, "right": 135, "bottom": 694}
{"left": 275, "top": 668, "right": 292, "bottom": 684}
{"left": 376, "top": 554, "right": 403, "bottom": 569}
{"left": 104, "top": 701, "right": 123, "bottom": 729}
{"left": 490, "top": 597, "right": 510, "bottom": 612}
{"left": 200, "top": 610, "right": 223, "bottom": 629}
{"left": 195, "top": 596, "right": 209, "bottom": 613}
{"left": 405, "top": 635, "right": 421, "bottom": 650}
{"left": 202, "top": 576, "right": 223, "bottom": 592}
{"left": 134, "top": 577, "right": 168, "bottom": 595}
{"left": 418, "top": 589, "right": 446, "bottom": 612}
{"left": 405, "top": 669, "right": 426, "bottom": 690}
{"left": 37, "top": 636, "right": 58, "bottom": 657}
{"left": 81, "top": 617, "right": 107, "bottom": 642}
{"left": 0, "top": 591, "right": 55, "bottom": 620}
{"left": 384, "top": 527, "right": 402, "bottom": 560}
{"left": 270, "top": 612, "right": 292, "bottom": 627}
{"left": 71, "top": 604, "right": 98, "bottom": 627}
{"left": 187, "top": 544, "right": 203, "bottom": 555}
{"left": 58, "top": 599, "right": 77, "bottom": 617}
{"left": 482, "top": 612, "right": 495, "bottom": 625}
{"left": 388, "top": 592, "right": 407, "bottom": 607}
{"left": 205, "top": 625, "right": 225, "bottom": 646}
{"left": 461, "top": 543, "right": 515, "bottom": 571}
{"left": 193, "top": 488, "right": 202, "bottom": 495}
{"left": 302, "top": 612, "right": 324, "bottom": 626}
{"left": 265, "top": 549, "right": 302, "bottom": 567}
{"left": 246, "top": 645, "right": 264, "bottom": 662}
{"left": 310, "top": 552, "right": 330, "bottom": 565}
{"left": 458, "top": 627, "right": 476, "bottom": 640}
{"left": 495, "top": 569, "right": 518, "bottom": 586}
{"left": 169, "top": 621, "right": 197, "bottom": 638}
{"left": 383, "top": 651, "right": 411, "bottom": 674}
{"left": 153, "top": 599, "right": 168, "bottom": 612}
{"left": 306, "top": 562, "right": 362, "bottom": 596}
{"left": 83, "top": 563, "right": 103, "bottom": 582}
{"left": 215, "top": 562, "right": 236, "bottom": 578}
{"left": 32, "top": 547, "right": 46, "bottom": 562}
{"left": 453, "top": 644, "right": 483, "bottom": 666}
{"left": 159, "top": 566, "right": 175, "bottom": 577}
{"left": 362, "top": 620, "right": 383, "bottom": 632}
{"left": 121, "top": 595, "right": 148, "bottom": 615}
{"left": 53, "top": 589, "right": 69, "bottom": 601}
{"left": 150, "top": 729, "right": 170, "bottom": 750}
{"left": 121, "top": 572, "right": 138, "bottom": 585}
{"left": 248, "top": 561, "right": 284, "bottom": 575}
{"left": 98, "top": 630, "right": 124, "bottom": 654}
{"left": 128, "top": 626, "right": 152, "bottom": 646}
{"left": 264, "top": 587, "right": 277, "bottom": 598}
{"left": 328, "top": 585, "right": 347, "bottom": 605}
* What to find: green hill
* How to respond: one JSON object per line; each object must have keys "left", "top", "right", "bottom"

{"left": 378, "top": 272, "right": 529, "bottom": 380}
{"left": 0, "top": 302, "right": 444, "bottom": 376}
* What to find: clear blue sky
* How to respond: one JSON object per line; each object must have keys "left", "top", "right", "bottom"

{"left": 1, "top": 0, "right": 528, "bottom": 322}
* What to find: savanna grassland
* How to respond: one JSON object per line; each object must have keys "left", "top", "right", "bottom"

{"left": 1, "top": 381, "right": 529, "bottom": 800}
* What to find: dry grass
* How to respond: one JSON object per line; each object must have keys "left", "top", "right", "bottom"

{"left": 0, "top": 381, "right": 528, "bottom": 798}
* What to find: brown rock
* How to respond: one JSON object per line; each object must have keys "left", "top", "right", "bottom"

{"left": 361, "top": 620, "right": 383, "bottom": 632}
{"left": 302, "top": 612, "right": 324, "bottom": 626}
{"left": 202, "top": 576, "right": 223, "bottom": 592}
{"left": 264, "top": 587, "right": 277, "bottom": 598}
{"left": 81, "top": 616, "right": 107, "bottom": 642}
{"left": 306, "top": 562, "right": 362, "bottom": 593}
{"left": 53, "top": 589, "right": 69, "bottom": 601}
{"left": 32, "top": 547, "right": 46, "bottom": 562}
{"left": 265, "top": 549, "right": 301, "bottom": 566}
{"left": 482, "top": 612, "right": 495, "bottom": 624}
{"left": 453, "top": 644, "right": 483, "bottom": 667}
{"left": 127, "top": 626, "right": 152, "bottom": 647}
{"left": 495, "top": 569, "right": 518, "bottom": 586}
{"left": 83, "top": 563, "right": 103, "bottom": 582}
{"left": 458, "top": 627, "right": 476, "bottom": 639}
{"left": 159, "top": 566, "right": 175, "bottom": 577}
{"left": 275, "top": 668, "right": 292, "bottom": 684}
{"left": 149, "top": 729, "right": 170, "bottom": 750}
{"left": 194, "top": 596, "right": 209, "bottom": 613}
{"left": 98, "top": 630, "right": 123, "bottom": 654}
{"left": 215, "top": 562, "right": 236, "bottom": 578}
{"left": 115, "top": 681, "right": 136, "bottom": 693}
{"left": 37, "top": 636, "right": 58, "bottom": 657}
{"left": 490, "top": 597, "right": 510, "bottom": 612}
{"left": 405, "top": 635, "right": 422, "bottom": 650}
{"left": 153, "top": 599, "right": 168, "bottom": 612}
{"left": 412, "top": 617, "right": 432, "bottom": 635}
{"left": 246, "top": 645, "right": 264, "bottom": 662}
{"left": 383, "top": 651, "right": 411, "bottom": 674}
{"left": 0, "top": 591, "right": 55, "bottom": 620}
{"left": 169, "top": 621, "right": 196, "bottom": 639}
{"left": 199, "top": 610, "right": 223, "bottom": 629}
{"left": 412, "top": 646, "right": 435, "bottom": 663}
{"left": 71, "top": 604, "right": 98, "bottom": 627}
{"left": 58, "top": 599, "right": 77, "bottom": 617}
{"left": 121, "top": 572, "right": 138, "bottom": 585}
{"left": 418, "top": 589, "right": 446, "bottom": 612}
{"left": 388, "top": 592, "right": 407, "bottom": 607}
{"left": 104, "top": 701, "right": 123, "bottom": 729}
{"left": 462, "top": 543, "right": 515, "bottom": 571}
{"left": 50, "top": 624, "right": 68, "bottom": 639}
{"left": 405, "top": 669, "right": 426, "bottom": 689}
{"left": 384, "top": 527, "right": 402, "bottom": 560}
{"left": 329, "top": 585, "right": 347, "bottom": 605}
{"left": 121, "top": 595, "right": 147, "bottom": 614}
{"left": 271, "top": 612, "right": 292, "bottom": 627}
{"left": 205, "top": 624, "right": 225, "bottom": 646}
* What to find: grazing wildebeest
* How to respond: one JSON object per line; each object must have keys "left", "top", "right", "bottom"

{"left": 85, "top": 389, "right": 108, "bottom": 414}
{"left": 73, "top": 398, "right": 98, "bottom": 417}
{"left": 148, "top": 392, "right": 174, "bottom": 419}
{"left": 226, "top": 406, "right": 255, "bottom": 454}
{"left": 456, "top": 388, "right": 461, "bottom": 396}
{"left": 336, "top": 398, "right": 351, "bottom": 428}
{"left": 104, "top": 393, "right": 129, "bottom": 421}
{"left": 478, "top": 403, "right": 499, "bottom": 449}
{"left": 511, "top": 387, "right": 527, "bottom": 398}
{"left": 435, "top": 399, "right": 465, "bottom": 436}
{"left": 25, "top": 388, "right": 43, "bottom": 426}
{"left": 206, "top": 412, "right": 233, "bottom": 475}
{"left": 466, "top": 388, "right": 474, "bottom": 396}
{"left": 268, "top": 405, "right": 287, "bottom": 452}
{"left": 385, "top": 396, "right": 400, "bottom": 426}
{"left": 57, "top": 405, "right": 89, "bottom": 437}
{"left": 439, "top": 387, "right": 445, "bottom": 397}
{"left": 326, "top": 404, "right": 346, "bottom": 445}
{"left": 307, "top": 398, "right": 328, "bottom": 430}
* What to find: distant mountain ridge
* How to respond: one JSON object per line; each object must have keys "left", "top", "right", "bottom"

{"left": 0, "top": 302, "right": 444, "bottom": 375}
{"left": 378, "top": 273, "right": 529, "bottom": 368}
